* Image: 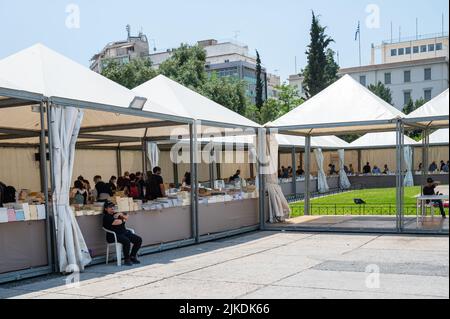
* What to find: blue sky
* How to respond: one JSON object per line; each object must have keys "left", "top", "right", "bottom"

{"left": 0, "top": 0, "right": 448, "bottom": 81}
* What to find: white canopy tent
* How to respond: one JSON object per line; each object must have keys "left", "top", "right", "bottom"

{"left": 421, "top": 129, "right": 449, "bottom": 145}
{"left": 405, "top": 89, "right": 449, "bottom": 129}
{"left": 266, "top": 75, "right": 408, "bottom": 224}
{"left": 0, "top": 44, "right": 196, "bottom": 274}
{"left": 268, "top": 75, "right": 405, "bottom": 136}
{"left": 349, "top": 132, "right": 419, "bottom": 148}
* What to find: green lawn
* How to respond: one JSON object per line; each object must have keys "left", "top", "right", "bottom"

{"left": 289, "top": 187, "right": 449, "bottom": 217}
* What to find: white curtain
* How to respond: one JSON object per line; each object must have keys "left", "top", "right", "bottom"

{"left": 265, "top": 134, "right": 290, "bottom": 223}
{"left": 314, "top": 148, "right": 329, "bottom": 193}
{"left": 147, "top": 142, "right": 160, "bottom": 171}
{"left": 50, "top": 105, "right": 91, "bottom": 273}
{"left": 403, "top": 146, "right": 414, "bottom": 187}
{"left": 338, "top": 149, "right": 351, "bottom": 189}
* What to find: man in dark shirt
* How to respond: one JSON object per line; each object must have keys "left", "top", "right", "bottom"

{"left": 102, "top": 201, "right": 142, "bottom": 266}
{"left": 423, "top": 178, "right": 446, "bottom": 218}
{"left": 145, "top": 167, "right": 165, "bottom": 200}
{"left": 362, "top": 162, "right": 371, "bottom": 174}
{"left": 94, "top": 175, "right": 113, "bottom": 201}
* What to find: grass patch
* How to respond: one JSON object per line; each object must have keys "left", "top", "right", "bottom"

{"left": 289, "top": 187, "right": 448, "bottom": 217}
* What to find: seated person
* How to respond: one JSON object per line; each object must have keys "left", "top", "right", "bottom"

{"left": 230, "top": 170, "right": 242, "bottom": 181}
{"left": 328, "top": 164, "right": 337, "bottom": 175}
{"left": 382, "top": 164, "right": 390, "bottom": 174}
{"left": 423, "top": 178, "right": 446, "bottom": 218}
{"left": 296, "top": 166, "right": 305, "bottom": 176}
{"left": 348, "top": 164, "right": 355, "bottom": 175}
{"left": 102, "top": 201, "right": 142, "bottom": 266}
{"left": 362, "top": 162, "right": 371, "bottom": 174}
{"left": 372, "top": 166, "right": 381, "bottom": 174}
{"left": 428, "top": 161, "right": 438, "bottom": 173}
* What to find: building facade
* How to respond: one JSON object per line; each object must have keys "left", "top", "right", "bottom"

{"left": 90, "top": 26, "right": 150, "bottom": 73}
{"left": 149, "top": 39, "right": 280, "bottom": 103}
{"left": 288, "top": 74, "right": 307, "bottom": 99}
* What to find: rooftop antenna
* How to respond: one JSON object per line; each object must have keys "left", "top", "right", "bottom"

{"left": 337, "top": 51, "right": 340, "bottom": 66}
{"left": 399, "top": 26, "right": 401, "bottom": 42}
{"left": 126, "top": 24, "right": 131, "bottom": 39}
{"left": 443, "top": 13, "right": 445, "bottom": 36}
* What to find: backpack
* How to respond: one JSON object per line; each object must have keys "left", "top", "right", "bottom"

{"left": 74, "top": 191, "right": 85, "bottom": 205}
{"left": 129, "top": 182, "right": 140, "bottom": 199}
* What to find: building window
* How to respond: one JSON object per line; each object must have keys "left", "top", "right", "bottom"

{"left": 359, "top": 75, "right": 366, "bottom": 86}
{"left": 404, "top": 70, "right": 411, "bottom": 83}
{"left": 424, "top": 68, "right": 432, "bottom": 81}
{"left": 224, "top": 59, "right": 230, "bottom": 63}
{"left": 413, "top": 46, "right": 419, "bottom": 54}
{"left": 384, "top": 72, "right": 391, "bottom": 85}
{"left": 420, "top": 45, "right": 427, "bottom": 53}
{"left": 436, "top": 43, "right": 443, "bottom": 50}
{"left": 391, "top": 49, "right": 397, "bottom": 56}
{"left": 424, "top": 89, "right": 432, "bottom": 101}
{"left": 403, "top": 91, "right": 412, "bottom": 105}
{"left": 428, "top": 44, "right": 435, "bottom": 52}
{"left": 405, "top": 47, "right": 411, "bottom": 54}
{"left": 398, "top": 48, "right": 405, "bottom": 55}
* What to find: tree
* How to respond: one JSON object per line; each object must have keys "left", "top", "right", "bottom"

{"left": 258, "top": 84, "right": 304, "bottom": 124}
{"left": 368, "top": 82, "right": 393, "bottom": 105}
{"left": 201, "top": 72, "right": 249, "bottom": 115}
{"left": 255, "top": 50, "right": 264, "bottom": 110}
{"left": 404, "top": 98, "right": 426, "bottom": 140}
{"left": 301, "top": 11, "right": 338, "bottom": 98}
{"left": 101, "top": 58, "right": 158, "bottom": 89}
{"left": 159, "top": 44, "right": 207, "bottom": 91}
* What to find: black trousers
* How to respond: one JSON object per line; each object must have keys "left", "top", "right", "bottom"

{"left": 109, "top": 231, "right": 142, "bottom": 260}
{"left": 432, "top": 200, "right": 446, "bottom": 217}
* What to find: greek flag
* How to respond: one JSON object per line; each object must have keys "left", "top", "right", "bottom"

{"left": 355, "top": 21, "right": 360, "bottom": 41}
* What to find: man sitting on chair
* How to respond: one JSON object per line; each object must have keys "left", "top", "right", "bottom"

{"left": 103, "top": 201, "right": 142, "bottom": 266}
{"left": 423, "top": 178, "right": 446, "bottom": 219}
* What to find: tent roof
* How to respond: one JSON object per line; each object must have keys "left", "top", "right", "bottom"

{"left": 172, "top": 134, "right": 348, "bottom": 149}
{"left": 133, "top": 75, "right": 261, "bottom": 129}
{"left": 405, "top": 89, "right": 449, "bottom": 128}
{"left": 0, "top": 44, "right": 193, "bottom": 146}
{"left": 267, "top": 75, "right": 405, "bottom": 135}
{"left": 349, "top": 132, "right": 419, "bottom": 149}
{"left": 422, "top": 128, "right": 449, "bottom": 145}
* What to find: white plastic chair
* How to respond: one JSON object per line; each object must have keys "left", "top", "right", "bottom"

{"left": 102, "top": 227, "right": 135, "bottom": 267}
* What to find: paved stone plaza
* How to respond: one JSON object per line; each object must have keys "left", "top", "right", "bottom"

{"left": 1, "top": 231, "right": 448, "bottom": 299}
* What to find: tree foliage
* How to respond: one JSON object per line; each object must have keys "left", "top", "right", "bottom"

{"left": 159, "top": 44, "right": 207, "bottom": 91}
{"left": 368, "top": 82, "right": 393, "bottom": 105}
{"left": 101, "top": 58, "right": 158, "bottom": 89}
{"left": 201, "top": 72, "right": 249, "bottom": 115}
{"left": 301, "top": 12, "right": 338, "bottom": 98}
{"left": 255, "top": 50, "right": 264, "bottom": 110}
{"left": 258, "top": 84, "right": 304, "bottom": 124}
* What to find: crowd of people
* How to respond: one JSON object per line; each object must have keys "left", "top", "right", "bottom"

{"left": 277, "top": 159, "right": 450, "bottom": 179}
{"left": 70, "top": 167, "right": 196, "bottom": 205}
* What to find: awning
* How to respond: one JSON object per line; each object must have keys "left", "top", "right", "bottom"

{"left": 349, "top": 132, "right": 419, "bottom": 149}
{"left": 267, "top": 75, "right": 405, "bottom": 136}
{"left": 405, "top": 89, "right": 449, "bottom": 129}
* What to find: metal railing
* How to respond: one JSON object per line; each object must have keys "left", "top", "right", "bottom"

{"left": 285, "top": 184, "right": 364, "bottom": 203}
{"left": 290, "top": 204, "right": 423, "bottom": 217}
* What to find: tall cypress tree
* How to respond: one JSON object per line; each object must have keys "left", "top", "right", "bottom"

{"left": 302, "top": 12, "right": 337, "bottom": 98}
{"left": 255, "top": 50, "right": 264, "bottom": 110}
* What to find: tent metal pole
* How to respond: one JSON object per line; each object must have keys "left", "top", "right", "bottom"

{"left": 304, "top": 135, "right": 311, "bottom": 216}
{"left": 46, "top": 102, "right": 58, "bottom": 272}
{"left": 395, "top": 120, "right": 405, "bottom": 232}
{"left": 116, "top": 145, "right": 122, "bottom": 177}
{"left": 39, "top": 101, "right": 54, "bottom": 274}
{"left": 291, "top": 146, "right": 297, "bottom": 195}
{"left": 400, "top": 122, "right": 405, "bottom": 231}
{"left": 257, "top": 128, "right": 266, "bottom": 230}
{"left": 190, "top": 122, "right": 199, "bottom": 243}
{"left": 173, "top": 152, "right": 179, "bottom": 188}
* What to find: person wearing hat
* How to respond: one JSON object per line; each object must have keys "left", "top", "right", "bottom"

{"left": 102, "top": 201, "right": 142, "bottom": 266}
{"left": 423, "top": 178, "right": 446, "bottom": 218}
